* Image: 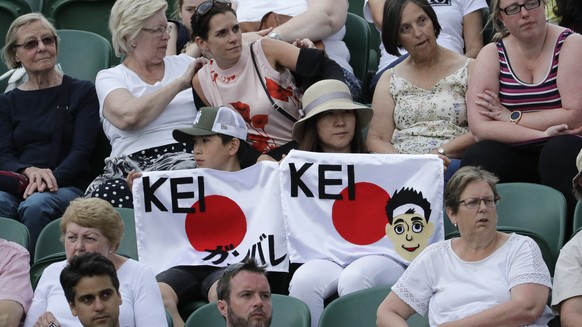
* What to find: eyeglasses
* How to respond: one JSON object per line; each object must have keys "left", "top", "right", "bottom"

{"left": 142, "top": 25, "right": 173, "bottom": 38}
{"left": 500, "top": 0, "right": 541, "bottom": 15}
{"left": 458, "top": 196, "right": 500, "bottom": 209}
{"left": 12, "top": 35, "right": 57, "bottom": 50}
{"left": 194, "top": 0, "right": 232, "bottom": 19}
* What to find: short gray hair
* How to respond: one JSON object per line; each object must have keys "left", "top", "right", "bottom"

{"left": 109, "top": 0, "right": 167, "bottom": 57}
{"left": 2, "top": 13, "right": 58, "bottom": 69}
{"left": 444, "top": 166, "right": 499, "bottom": 215}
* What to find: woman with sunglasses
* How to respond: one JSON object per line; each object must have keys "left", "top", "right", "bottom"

{"left": 191, "top": 0, "right": 345, "bottom": 165}
{"left": 377, "top": 166, "right": 553, "bottom": 326}
{"left": 85, "top": 0, "right": 207, "bottom": 208}
{"left": 0, "top": 13, "right": 99, "bottom": 256}
{"left": 461, "top": 0, "right": 582, "bottom": 233}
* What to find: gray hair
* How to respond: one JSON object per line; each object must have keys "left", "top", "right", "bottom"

{"left": 2, "top": 13, "right": 58, "bottom": 69}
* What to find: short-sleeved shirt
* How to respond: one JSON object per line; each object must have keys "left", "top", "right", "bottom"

{"left": 392, "top": 234, "right": 553, "bottom": 326}
{"left": 0, "top": 239, "right": 32, "bottom": 312}
{"left": 95, "top": 55, "right": 197, "bottom": 157}
{"left": 552, "top": 231, "right": 582, "bottom": 310}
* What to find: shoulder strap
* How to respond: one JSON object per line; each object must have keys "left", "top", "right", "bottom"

{"left": 49, "top": 75, "right": 71, "bottom": 168}
{"left": 249, "top": 42, "right": 298, "bottom": 123}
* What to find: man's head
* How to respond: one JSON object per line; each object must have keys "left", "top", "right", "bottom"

{"left": 60, "top": 252, "right": 122, "bottom": 327}
{"left": 385, "top": 187, "right": 434, "bottom": 261}
{"left": 216, "top": 260, "right": 272, "bottom": 327}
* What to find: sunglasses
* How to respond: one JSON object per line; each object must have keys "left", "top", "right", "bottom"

{"left": 194, "top": 0, "right": 232, "bottom": 19}
{"left": 13, "top": 35, "right": 58, "bottom": 50}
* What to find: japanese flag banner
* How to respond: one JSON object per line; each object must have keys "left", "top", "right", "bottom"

{"left": 279, "top": 150, "right": 445, "bottom": 266}
{"left": 133, "top": 162, "right": 289, "bottom": 274}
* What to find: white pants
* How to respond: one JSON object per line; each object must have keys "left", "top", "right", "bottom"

{"left": 288, "top": 256, "right": 406, "bottom": 327}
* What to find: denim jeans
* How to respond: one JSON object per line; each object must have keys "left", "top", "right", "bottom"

{"left": 0, "top": 187, "right": 83, "bottom": 257}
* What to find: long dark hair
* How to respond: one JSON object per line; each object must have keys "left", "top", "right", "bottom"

{"left": 298, "top": 112, "right": 368, "bottom": 153}
{"left": 190, "top": 1, "right": 236, "bottom": 40}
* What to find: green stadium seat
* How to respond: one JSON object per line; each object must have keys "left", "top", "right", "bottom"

{"left": 0, "top": 0, "right": 32, "bottom": 49}
{"left": 56, "top": 29, "right": 112, "bottom": 82}
{"left": 0, "top": 217, "right": 30, "bottom": 251}
{"left": 344, "top": 12, "right": 370, "bottom": 103}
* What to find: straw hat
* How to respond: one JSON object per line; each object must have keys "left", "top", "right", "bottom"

{"left": 173, "top": 106, "right": 247, "bottom": 143}
{"left": 292, "top": 79, "right": 373, "bottom": 142}
{"left": 573, "top": 149, "right": 582, "bottom": 199}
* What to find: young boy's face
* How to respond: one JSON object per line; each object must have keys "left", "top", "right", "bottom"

{"left": 193, "top": 134, "right": 234, "bottom": 170}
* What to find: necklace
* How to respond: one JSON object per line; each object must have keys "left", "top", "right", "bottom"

{"left": 411, "top": 49, "right": 442, "bottom": 88}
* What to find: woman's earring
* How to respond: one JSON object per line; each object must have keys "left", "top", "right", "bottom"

{"left": 454, "top": 223, "right": 457, "bottom": 228}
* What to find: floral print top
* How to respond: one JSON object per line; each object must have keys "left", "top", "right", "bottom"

{"left": 389, "top": 59, "right": 470, "bottom": 154}
{"left": 198, "top": 39, "right": 302, "bottom": 153}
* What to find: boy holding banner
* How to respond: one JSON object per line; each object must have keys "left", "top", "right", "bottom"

{"left": 148, "top": 106, "right": 248, "bottom": 327}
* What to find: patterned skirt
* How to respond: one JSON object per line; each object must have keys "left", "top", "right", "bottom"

{"left": 85, "top": 143, "right": 196, "bottom": 208}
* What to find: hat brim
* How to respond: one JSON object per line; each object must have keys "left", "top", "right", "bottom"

{"left": 292, "top": 102, "right": 373, "bottom": 142}
{"left": 172, "top": 127, "right": 216, "bottom": 144}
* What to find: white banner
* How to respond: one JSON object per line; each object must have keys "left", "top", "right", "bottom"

{"left": 280, "top": 150, "right": 444, "bottom": 266}
{"left": 133, "top": 162, "right": 289, "bottom": 274}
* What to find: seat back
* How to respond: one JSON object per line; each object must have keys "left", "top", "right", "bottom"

{"left": 26, "top": 0, "right": 43, "bottom": 11}
{"left": 116, "top": 207, "right": 138, "bottom": 260}
{"left": 34, "top": 218, "right": 65, "bottom": 262}
{"left": 496, "top": 182, "right": 566, "bottom": 273}
{"left": 43, "top": 0, "right": 117, "bottom": 63}
{"left": 56, "top": 29, "right": 112, "bottom": 82}
{"left": 343, "top": 12, "right": 370, "bottom": 102}
{"left": 185, "top": 294, "right": 310, "bottom": 327}
{"left": 0, "top": 0, "right": 32, "bottom": 49}
{"left": 0, "top": 217, "right": 30, "bottom": 250}
{"left": 319, "top": 285, "right": 387, "bottom": 327}
{"left": 30, "top": 252, "right": 67, "bottom": 289}
{"left": 319, "top": 285, "right": 429, "bottom": 327}
{"left": 572, "top": 200, "right": 582, "bottom": 239}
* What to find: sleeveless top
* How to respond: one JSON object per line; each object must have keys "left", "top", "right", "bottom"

{"left": 197, "top": 39, "right": 302, "bottom": 153}
{"left": 497, "top": 29, "right": 573, "bottom": 112}
{"left": 389, "top": 59, "right": 470, "bottom": 154}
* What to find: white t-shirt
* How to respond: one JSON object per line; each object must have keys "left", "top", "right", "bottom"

{"left": 552, "top": 230, "right": 582, "bottom": 310}
{"left": 392, "top": 234, "right": 554, "bottom": 327}
{"left": 363, "top": 0, "right": 487, "bottom": 71}
{"left": 24, "top": 259, "right": 167, "bottom": 327}
{"left": 96, "top": 54, "right": 197, "bottom": 157}
{"left": 232, "top": 0, "right": 353, "bottom": 73}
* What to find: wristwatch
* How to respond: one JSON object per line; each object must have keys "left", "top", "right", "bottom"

{"left": 509, "top": 110, "right": 522, "bottom": 124}
{"left": 268, "top": 31, "right": 282, "bottom": 40}
{"left": 437, "top": 147, "right": 447, "bottom": 156}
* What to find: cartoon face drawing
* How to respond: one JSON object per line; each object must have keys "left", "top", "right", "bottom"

{"left": 385, "top": 188, "right": 434, "bottom": 261}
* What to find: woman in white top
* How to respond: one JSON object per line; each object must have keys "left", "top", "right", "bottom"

{"left": 25, "top": 198, "right": 167, "bottom": 327}
{"left": 377, "top": 166, "right": 553, "bottom": 326}
{"left": 85, "top": 0, "right": 205, "bottom": 208}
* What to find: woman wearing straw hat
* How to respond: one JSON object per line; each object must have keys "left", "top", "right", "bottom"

{"left": 288, "top": 79, "right": 407, "bottom": 327}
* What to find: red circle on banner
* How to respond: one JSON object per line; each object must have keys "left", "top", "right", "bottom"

{"left": 332, "top": 182, "right": 390, "bottom": 245}
{"left": 185, "top": 195, "right": 247, "bottom": 251}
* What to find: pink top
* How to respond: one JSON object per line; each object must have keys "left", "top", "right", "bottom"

{"left": 0, "top": 239, "right": 33, "bottom": 312}
{"left": 198, "top": 39, "right": 302, "bottom": 153}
